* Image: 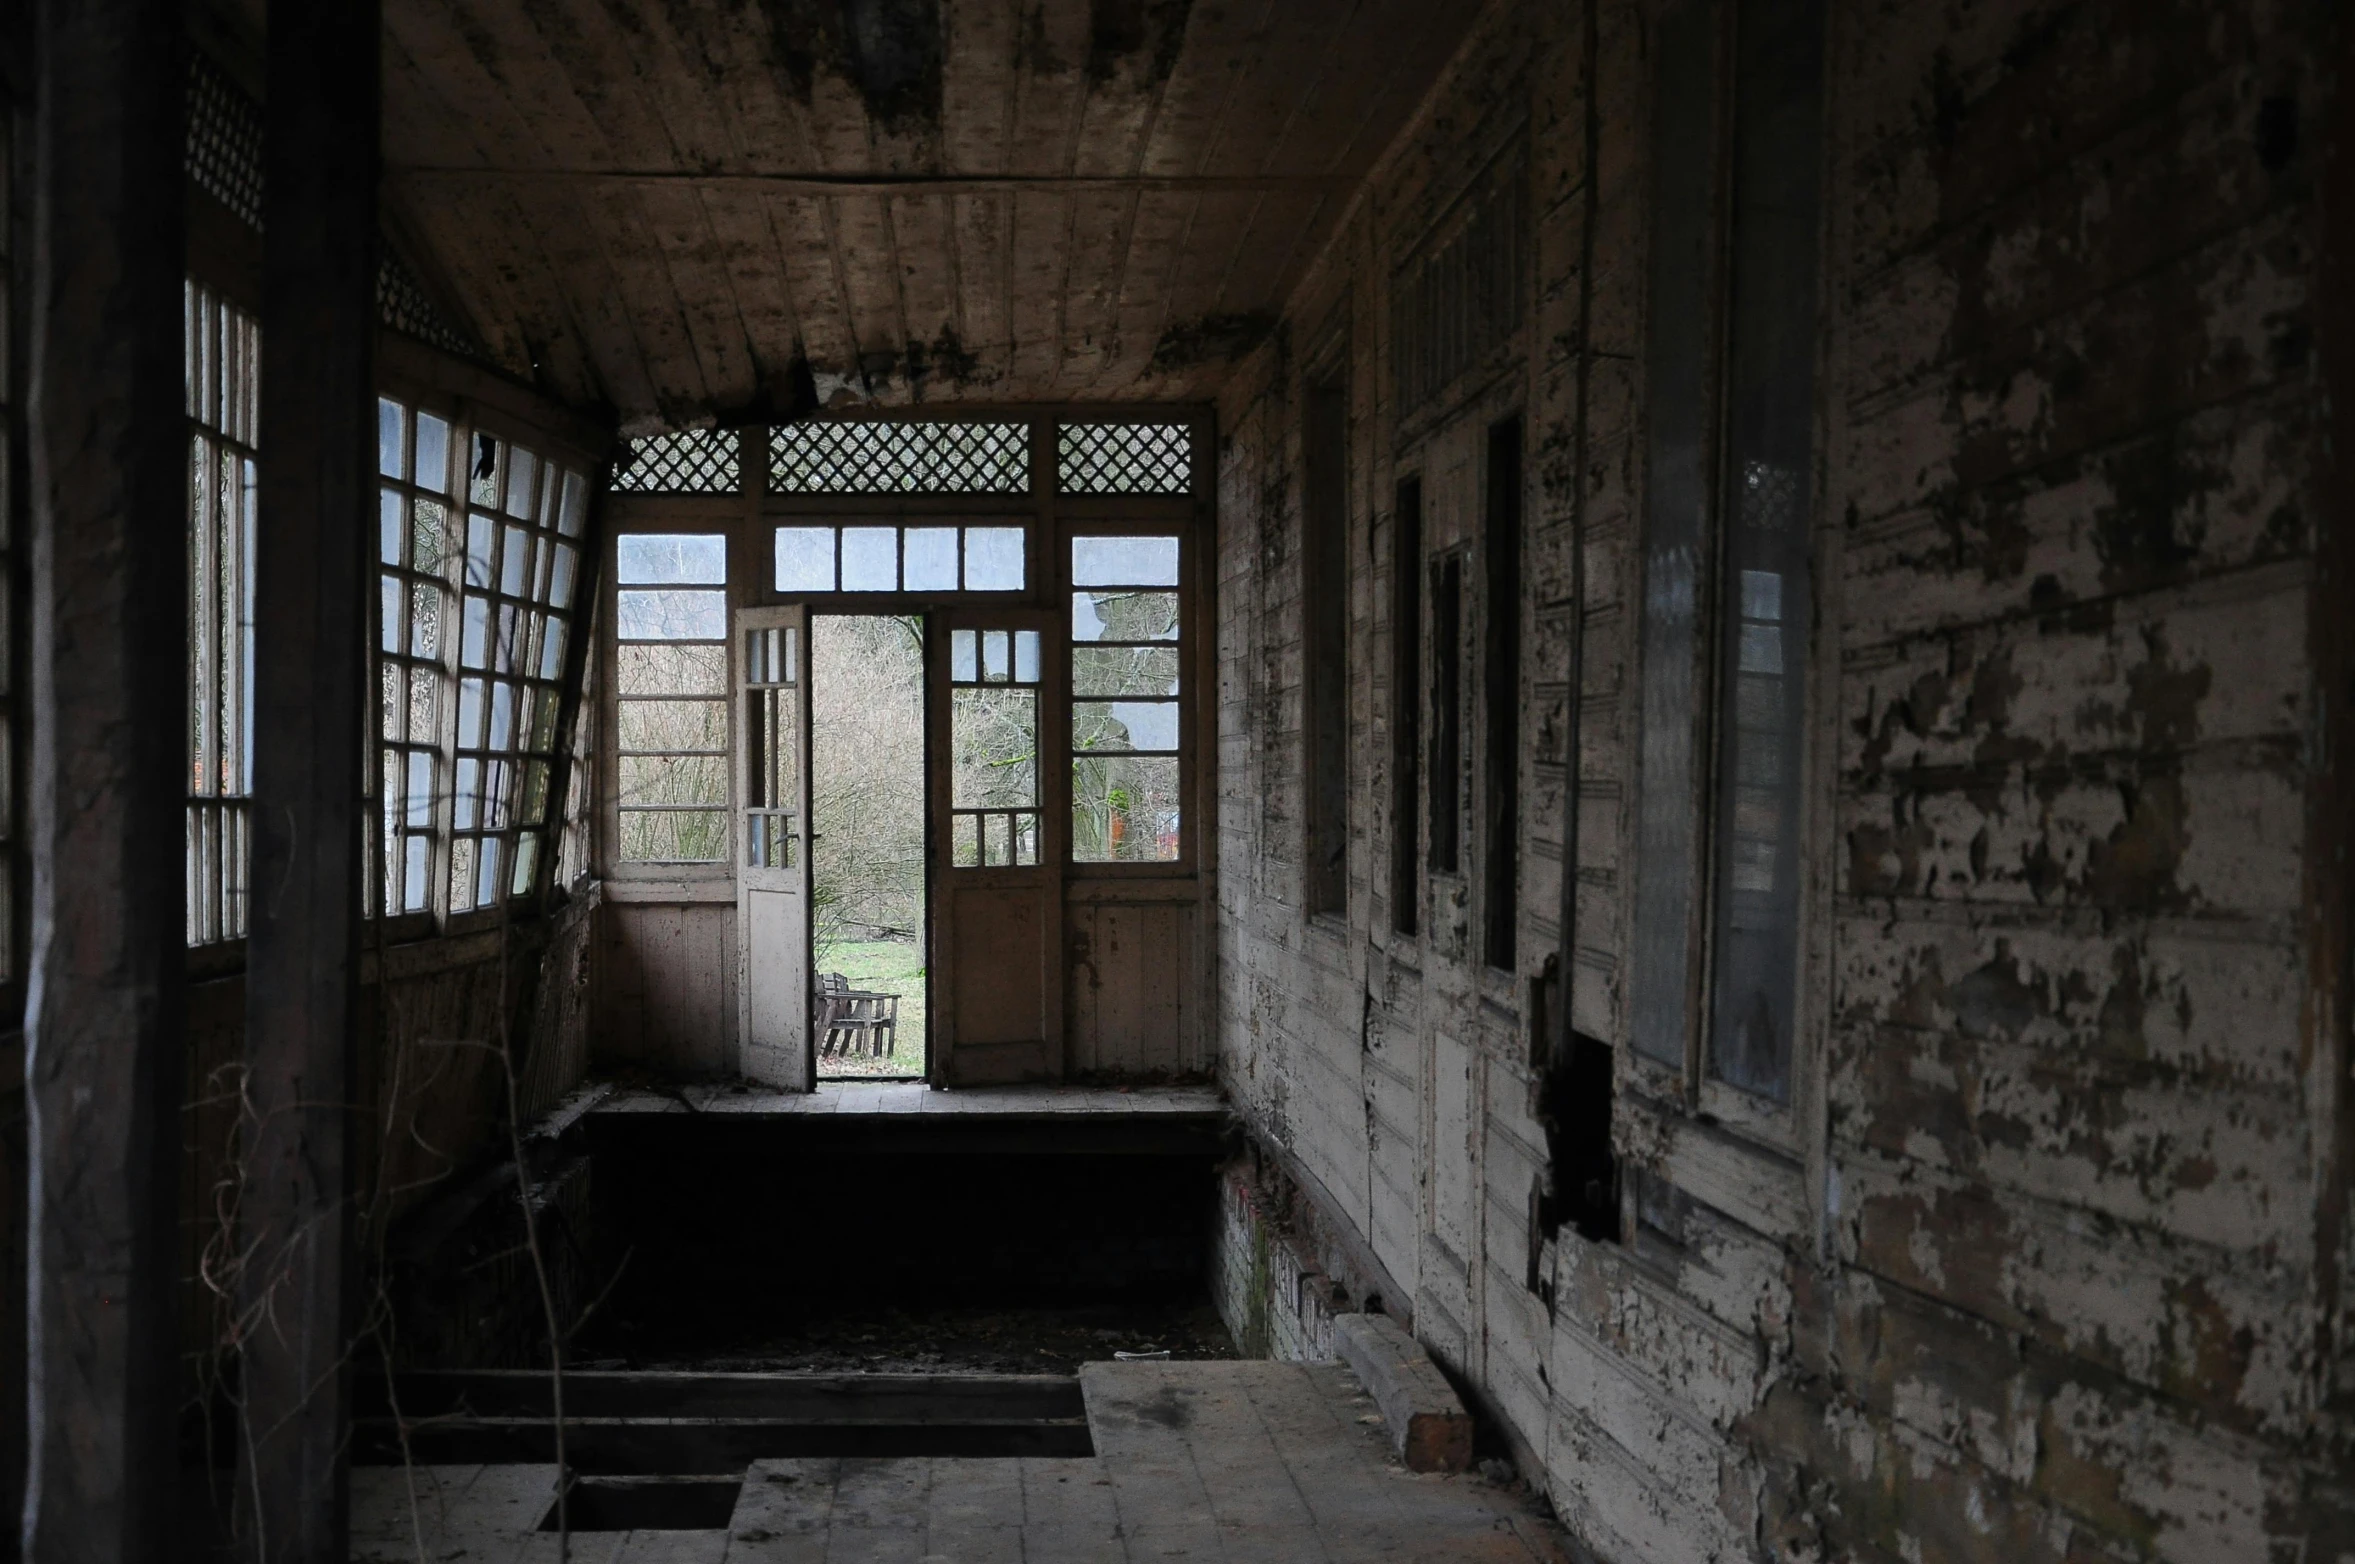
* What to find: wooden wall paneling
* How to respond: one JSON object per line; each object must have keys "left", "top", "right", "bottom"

{"left": 833, "top": 193, "right": 907, "bottom": 371}
{"left": 941, "top": 0, "right": 1017, "bottom": 175}
{"left": 595, "top": 181, "right": 713, "bottom": 414}
{"left": 889, "top": 192, "right": 959, "bottom": 353}
{"left": 1008, "top": 190, "right": 1071, "bottom": 390}
{"left": 640, "top": 180, "right": 757, "bottom": 408}
{"left": 776, "top": 192, "right": 862, "bottom": 378}
{"left": 1068, "top": 900, "right": 1188, "bottom": 1076}
{"left": 600, "top": 903, "right": 737, "bottom": 1077}
{"left": 240, "top": 0, "right": 378, "bottom": 1552}
{"left": 951, "top": 192, "right": 1013, "bottom": 385}
{"left": 1059, "top": 187, "right": 1136, "bottom": 391}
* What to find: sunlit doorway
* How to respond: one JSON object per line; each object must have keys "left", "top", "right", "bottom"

{"left": 810, "top": 614, "right": 928, "bottom": 1079}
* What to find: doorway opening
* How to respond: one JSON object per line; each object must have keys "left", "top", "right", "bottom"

{"left": 811, "top": 614, "right": 928, "bottom": 1079}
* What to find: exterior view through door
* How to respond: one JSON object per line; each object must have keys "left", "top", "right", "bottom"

{"left": 601, "top": 415, "right": 1211, "bottom": 1087}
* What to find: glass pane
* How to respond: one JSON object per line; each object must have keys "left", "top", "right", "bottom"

{"left": 549, "top": 542, "right": 577, "bottom": 610}
{"left": 465, "top": 512, "right": 495, "bottom": 590}
{"left": 1072, "top": 535, "right": 1179, "bottom": 586}
{"left": 458, "top": 593, "right": 487, "bottom": 666}
{"left": 1073, "top": 699, "right": 1179, "bottom": 752}
{"left": 379, "top": 490, "right": 403, "bottom": 565}
{"left": 448, "top": 838, "right": 476, "bottom": 911}
{"left": 403, "top": 834, "right": 429, "bottom": 910}
{"left": 982, "top": 630, "right": 1009, "bottom": 682}
{"left": 840, "top": 527, "right": 897, "bottom": 591}
{"left": 558, "top": 471, "right": 587, "bottom": 537}
{"left": 538, "top": 619, "right": 568, "bottom": 681}
{"left": 505, "top": 449, "right": 538, "bottom": 518}
{"left": 513, "top": 832, "right": 541, "bottom": 896}
{"left": 951, "top": 687, "right": 1036, "bottom": 808}
{"left": 1015, "top": 630, "right": 1040, "bottom": 684}
{"left": 413, "top": 499, "right": 449, "bottom": 575}
{"left": 617, "top": 589, "right": 725, "bottom": 640}
{"left": 377, "top": 399, "right": 406, "bottom": 480}
{"left": 379, "top": 576, "right": 401, "bottom": 653}
{"left": 1073, "top": 646, "right": 1179, "bottom": 697}
{"left": 1072, "top": 590, "right": 1179, "bottom": 641}
{"left": 407, "top": 667, "right": 438, "bottom": 744}
{"left": 964, "top": 527, "right": 1024, "bottom": 590}
{"left": 416, "top": 585, "right": 448, "bottom": 660}
{"left": 1072, "top": 754, "right": 1180, "bottom": 862}
{"left": 950, "top": 629, "right": 977, "bottom": 683}
{"left": 1013, "top": 812, "right": 1039, "bottom": 866}
{"left": 619, "top": 753, "right": 728, "bottom": 805}
{"left": 502, "top": 525, "right": 530, "bottom": 595}
{"left": 454, "top": 758, "right": 480, "bottom": 830}
{"left": 618, "top": 533, "right": 727, "bottom": 585}
{"left": 618, "top": 698, "right": 727, "bottom": 752}
{"left": 489, "top": 681, "right": 515, "bottom": 750}
{"left": 471, "top": 435, "right": 501, "bottom": 507}
{"left": 984, "top": 813, "right": 1012, "bottom": 866}
{"left": 775, "top": 526, "right": 837, "bottom": 592}
{"left": 617, "top": 642, "right": 727, "bottom": 695}
{"left": 477, "top": 837, "right": 504, "bottom": 905}
{"left": 379, "top": 662, "right": 402, "bottom": 742}
{"left": 904, "top": 527, "right": 958, "bottom": 590}
{"left": 415, "top": 412, "right": 450, "bottom": 494}
{"left": 457, "top": 677, "right": 485, "bottom": 748}
{"left": 619, "top": 808, "right": 728, "bottom": 862}
{"left": 953, "top": 813, "right": 979, "bottom": 867}
{"left": 404, "top": 750, "right": 434, "bottom": 829}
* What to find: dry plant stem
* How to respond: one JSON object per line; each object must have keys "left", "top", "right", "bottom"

{"left": 495, "top": 893, "right": 572, "bottom": 1556}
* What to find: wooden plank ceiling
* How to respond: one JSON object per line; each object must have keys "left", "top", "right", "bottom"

{"left": 377, "top": 0, "right": 1478, "bottom": 428}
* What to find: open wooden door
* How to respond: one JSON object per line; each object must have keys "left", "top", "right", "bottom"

{"left": 930, "top": 611, "right": 1063, "bottom": 1084}
{"left": 737, "top": 605, "right": 812, "bottom": 1088}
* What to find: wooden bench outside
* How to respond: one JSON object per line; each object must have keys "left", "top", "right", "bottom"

{"left": 814, "top": 970, "right": 900, "bottom": 1058}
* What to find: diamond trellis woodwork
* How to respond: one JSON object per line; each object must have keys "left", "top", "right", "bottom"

{"left": 1057, "top": 423, "right": 1192, "bottom": 496}
{"left": 769, "top": 421, "right": 1028, "bottom": 495}
{"left": 613, "top": 428, "right": 741, "bottom": 495}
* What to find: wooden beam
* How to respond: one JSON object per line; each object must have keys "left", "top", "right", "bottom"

{"left": 239, "top": 0, "right": 377, "bottom": 1556}
{"left": 388, "top": 169, "right": 1354, "bottom": 195}
{"left": 21, "top": 0, "right": 186, "bottom": 1558}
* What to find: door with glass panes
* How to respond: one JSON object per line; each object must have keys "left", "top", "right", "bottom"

{"left": 929, "top": 611, "right": 1063, "bottom": 1084}
{"left": 736, "top": 606, "right": 812, "bottom": 1087}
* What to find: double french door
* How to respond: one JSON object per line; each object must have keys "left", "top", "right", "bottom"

{"left": 732, "top": 604, "right": 1064, "bottom": 1088}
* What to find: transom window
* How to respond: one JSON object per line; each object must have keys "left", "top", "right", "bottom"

{"left": 774, "top": 524, "right": 1025, "bottom": 595}
{"left": 614, "top": 534, "right": 729, "bottom": 862}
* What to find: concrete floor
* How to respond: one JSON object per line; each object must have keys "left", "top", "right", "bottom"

{"left": 351, "top": 1361, "right": 1570, "bottom": 1561}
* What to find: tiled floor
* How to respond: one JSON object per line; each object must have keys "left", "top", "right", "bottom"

{"left": 351, "top": 1361, "right": 1570, "bottom": 1562}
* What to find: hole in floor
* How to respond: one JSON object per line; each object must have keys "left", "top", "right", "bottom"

{"left": 540, "top": 1476, "right": 742, "bottom": 1531}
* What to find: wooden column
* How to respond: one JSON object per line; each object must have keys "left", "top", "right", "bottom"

{"left": 21, "top": 1, "right": 187, "bottom": 1559}
{"left": 240, "top": 1, "right": 377, "bottom": 1557}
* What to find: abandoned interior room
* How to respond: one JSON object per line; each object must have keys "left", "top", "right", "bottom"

{"left": 0, "top": 0, "right": 2350, "bottom": 1556}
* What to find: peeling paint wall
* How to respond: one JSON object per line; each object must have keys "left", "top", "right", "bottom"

{"left": 1212, "top": 0, "right": 2354, "bottom": 1558}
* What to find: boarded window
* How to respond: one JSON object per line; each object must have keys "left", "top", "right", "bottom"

{"left": 187, "top": 282, "right": 259, "bottom": 945}
{"left": 614, "top": 534, "right": 730, "bottom": 862}
{"left": 1302, "top": 378, "right": 1349, "bottom": 916}
{"left": 1390, "top": 477, "right": 1423, "bottom": 935}
{"left": 1483, "top": 418, "right": 1523, "bottom": 972}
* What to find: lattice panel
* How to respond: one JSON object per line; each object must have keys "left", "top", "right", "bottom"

{"left": 1057, "top": 423, "right": 1192, "bottom": 495}
{"left": 613, "top": 428, "right": 742, "bottom": 494}
{"left": 187, "top": 52, "right": 264, "bottom": 231}
{"left": 377, "top": 247, "right": 486, "bottom": 362}
{"left": 768, "top": 422, "right": 1029, "bottom": 494}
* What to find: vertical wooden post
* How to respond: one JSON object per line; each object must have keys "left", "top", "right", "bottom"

{"left": 21, "top": 0, "right": 186, "bottom": 1559}
{"left": 240, "top": 1, "right": 376, "bottom": 1556}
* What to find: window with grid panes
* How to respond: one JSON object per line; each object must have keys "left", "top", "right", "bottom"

{"left": 376, "top": 395, "right": 457, "bottom": 916}
{"left": 555, "top": 605, "right": 596, "bottom": 892}
{"left": 1070, "top": 536, "right": 1182, "bottom": 862}
{"left": 449, "top": 432, "right": 587, "bottom": 911}
{"left": 187, "top": 281, "right": 259, "bottom": 944}
{"left": 614, "top": 534, "right": 729, "bottom": 861}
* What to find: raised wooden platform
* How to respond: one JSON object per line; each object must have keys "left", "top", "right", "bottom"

{"left": 351, "top": 1361, "right": 1571, "bottom": 1561}
{"left": 591, "top": 1081, "right": 1233, "bottom": 1155}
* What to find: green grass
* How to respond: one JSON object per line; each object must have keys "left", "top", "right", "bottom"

{"left": 813, "top": 936, "right": 927, "bottom": 1078}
